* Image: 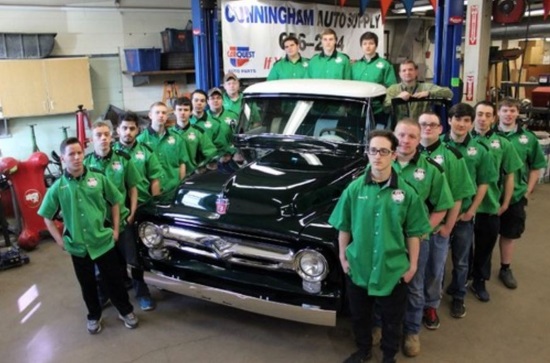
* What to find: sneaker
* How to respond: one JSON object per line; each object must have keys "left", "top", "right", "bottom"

{"left": 138, "top": 296, "right": 156, "bottom": 311}
{"left": 450, "top": 298, "right": 466, "bottom": 318}
{"left": 372, "top": 326, "right": 382, "bottom": 346}
{"left": 87, "top": 318, "right": 102, "bottom": 334}
{"left": 343, "top": 349, "right": 372, "bottom": 363}
{"left": 499, "top": 268, "right": 518, "bottom": 289}
{"left": 423, "top": 307, "right": 440, "bottom": 330}
{"left": 118, "top": 312, "right": 139, "bottom": 329}
{"left": 403, "top": 334, "right": 420, "bottom": 357}
{"left": 470, "top": 279, "right": 490, "bottom": 302}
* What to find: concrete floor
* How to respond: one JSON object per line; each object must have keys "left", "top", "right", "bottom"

{"left": 1, "top": 184, "right": 549, "bottom": 363}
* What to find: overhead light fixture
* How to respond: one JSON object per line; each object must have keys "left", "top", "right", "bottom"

{"left": 526, "top": 9, "right": 544, "bottom": 16}
{"left": 392, "top": 5, "right": 432, "bottom": 14}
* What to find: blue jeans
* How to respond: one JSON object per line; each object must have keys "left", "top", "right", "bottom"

{"left": 448, "top": 220, "right": 474, "bottom": 299}
{"left": 403, "top": 239, "right": 429, "bottom": 334}
{"left": 424, "top": 232, "right": 450, "bottom": 309}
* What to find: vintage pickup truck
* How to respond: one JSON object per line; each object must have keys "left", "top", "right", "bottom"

{"left": 135, "top": 79, "right": 386, "bottom": 326}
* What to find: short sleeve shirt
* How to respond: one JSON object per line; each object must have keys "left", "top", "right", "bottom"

{"left": 306, "top": 51, "right": 351, "bottom": 80}
{"left": 352, "top": 54, "right": 397, "bottom": 115}
{"left": 223, "top": 92, "right": 243, "bottom": 116}
{"left": 172, "top": 123, "right": 218, "bottom": 174}
{"left": 38, "top": 168, "right": 123, "bottom": 260}
{"left": 328, "top": 168, "right": 431, "bottom": 296}
{"left": 267, "top": 55, "right": 309, "bottom": 80}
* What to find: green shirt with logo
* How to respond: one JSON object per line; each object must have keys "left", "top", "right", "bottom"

{"left": 113, "top": 141, "right": 164, "bottom": 204}
{"left": 83, "top": 149, "right": 141, "bottom": 226}
{"left": 497, "top": 125, "right": 547, "bottom": 204}
{"left": 38, "top": 167, "right": 123, "bottom": 260}
{"left": 471, "top": 130, "right": 523, "bottom": 214}
{"left": 191, "top": 112, "right": 231, "bottom": 154}
{"left": 419, "top": 139, "right": 476, "bottom": 203}
{"left": 352, "top": 54, "right": 397, "bottom": 115}
{"left": 267, "top": 55, "right": 309, "bottom": 80}
{"left": 442, "top": 133, "right": 498, "bottom": 212}
{"left": 207, "top": 107, "right": 238, "bottom": 154}
{"left": 171, "top": 123, "right": 218, "bottom": 174}
{"left": 329, "top": 168, "right": 431, "bottom": 296}
{"left": 137, "top": 127, "right": 189, "bottom": 193}
{"left": 222, "top": 92, "right": 243, "bottom": 117}
{"left": 306, "top": 51, "right": 351, "bottom": 80}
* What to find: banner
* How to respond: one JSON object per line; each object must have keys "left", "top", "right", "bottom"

{"left": 221, "top": 0, "right": 384, "bottom": 78}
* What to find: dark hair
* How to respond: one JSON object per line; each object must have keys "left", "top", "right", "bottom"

{"left": 119, "top": 111, "right": 139, "bottom": 127}
{"left": 191, "top": 89, "right": 207, "bottom": 100}
{"left": 60, "top": 137, "right": 82, "bottom": 154}
{"left": 283, "top": 35, "right": 299, "bottom": 46}
{"left": 368, "top": 130, "right": 399, "bottom": 151}
{"left": 448, "top": 103, "right": 475, "bottom": 121}
{"left": 399, "top": 59, "right": 418, "bottom": 70}
{"left": 498, "top": 97, "right": 520, "bottom": 111}
{"left": 359, "top": 32, "right": 378, "bottom": 47}
{"left": 174, "top": 97, "right": 192, "bottom": 109}
{"left": 419, "top": 111, "right": 441, "bottom": 124}
{"left": 474, "top": 100, "right": 496, "bottom": 116}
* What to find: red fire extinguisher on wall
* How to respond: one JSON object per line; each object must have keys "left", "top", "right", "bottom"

{"left": 76, "top": 105, "right": 91, "bottom": 148}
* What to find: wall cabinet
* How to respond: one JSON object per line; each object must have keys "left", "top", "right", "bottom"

{"left": 0, "top": 57, "right": 93, "bottom": 118}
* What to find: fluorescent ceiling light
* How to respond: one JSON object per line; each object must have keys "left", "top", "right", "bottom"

{"left": 393, "top": 5, "right": 432, "bottom": 14}
{"left": 526, "top": 9, "right": 544, "bottom": 16}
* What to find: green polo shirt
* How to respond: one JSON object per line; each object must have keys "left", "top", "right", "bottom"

{"left": 329, "top": 168, "right": 431, "bottom": 296}
{"left": 222, "top": 92, "right": 243, "bottom": 116}
{"left": 419, "top": 139, "right": 476, "bottom": 203}
{"left": 38, "top": 167, "right": 123, "bottom": 260}
{"left": 384, "top": 82, "right": 453, "bottom": 121}
{"left": 171, "top": 123, "right": 218, "bottom": 174}
{"left": 442, "top": 133, "right": 498, "bottom": 212}
{"left": 472, "top": 130, "right": 523, "bottom": 214}
{"left": 267, "top": 55, "right": 309, "bottom": 80}
{"left": 392, "top": 151, "right": 454, "bottom": 220}
{"left": 497, "top": 125, "right": 547, "bottom": 204}
{"left": 191, "top": 112, "right": 230, "bottom": 154}
{"left": 306, "top": 51, "right": 351, "bottom": 80}
{"left": 113, "top": 141, "right": 164, "bottom": 204}
{"left": 137, "top": 127, "right": 189, "bottom": 193}
{"left": 207, "top": 107, "right": 238, "bottom": 154}
{"left": 83, "top": 149, "right": 141, "bottom": 226}
{"left": 352, "top": 54, "right": 396, "bottom": 115}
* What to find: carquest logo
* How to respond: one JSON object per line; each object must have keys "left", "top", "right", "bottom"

{"left": 227, "top": 46, "right": 255, "bottom": 67}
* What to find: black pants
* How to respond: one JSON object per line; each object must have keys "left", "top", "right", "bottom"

{"left": 473, "top": 213, "right": 500, "bottom": 281}
{"left": 71, "top": 247, "right": 133, "bottom": 320}
{"left": 346, "top": 276, "right": 407, "bottom": 360}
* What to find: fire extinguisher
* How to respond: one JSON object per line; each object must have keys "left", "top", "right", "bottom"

{"left": 75, "top": 105, "right": 91, "bottom": 148}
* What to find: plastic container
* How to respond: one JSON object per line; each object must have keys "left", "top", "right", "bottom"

{"left": 161, "top": 28, "right": 194, "bottom": 53}
{"left": 161, "top": 52, "right": 194, "bottom": 70}
{"left": 124, "top": 48, "right": 161, "bottom": 72}
{"left": 0, "top": 33, "right": 56, "bottom": 59}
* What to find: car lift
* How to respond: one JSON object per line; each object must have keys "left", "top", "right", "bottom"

{"left": 191, "top": 0, "right": 221, "bottom": 91}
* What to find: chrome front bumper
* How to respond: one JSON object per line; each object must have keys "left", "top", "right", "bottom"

{"left": 143, "top": 270, "right": 337, "bottom": 327}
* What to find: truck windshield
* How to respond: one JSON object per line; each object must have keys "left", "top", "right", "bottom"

{"left": 238, "top": 97, "right": 369, "bottom": 144}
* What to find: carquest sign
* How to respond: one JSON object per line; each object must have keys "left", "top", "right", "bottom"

{"left": 222, "top": 0, "right": 384, "bottom": 78}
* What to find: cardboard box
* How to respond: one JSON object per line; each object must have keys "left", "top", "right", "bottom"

{"left": 519, "top": 40, "right": 544, "bottom": 65}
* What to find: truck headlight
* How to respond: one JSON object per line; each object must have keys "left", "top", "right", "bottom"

{"left": 294, "top": 249, "right": 328, "bottom": 282}
{"left": 138, "top": 222, "right": 164, "bottom": 248}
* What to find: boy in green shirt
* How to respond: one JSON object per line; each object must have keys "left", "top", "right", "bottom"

{"left": 470, "top": 101, "right": 523, "bottom": 301}
{"left": 267, "top": 35, "right": 309, "bottom": 80}
{"left": 307, "top": 28, "right": 351, "bottom": 80}
{"left": 137, "top": 102, "right": 189, "bottom": 193}
{"left": 207, "top": 87, "right": 237, "bottom": 155}
{"left": 172, "top": 97, "right": 218, "bottom": 174}
{"left": 330, "top": 130, "right": 430, "bottom": 363}
{"left": 441, "top": 103, "right": 497, "bottom": 318}
{"left": 191, "top": 90, "right": 228, "bottom": 155}
{"left": 352, "top": 31, "right": 397, "bottom": 128}
{"left": 222, "top": 72, "right": 243, "bottom": 116}
{"left": 39, "top": 137, "right": 137, "bottom": 334}
{"left": 495, "top": 98, "right": 546, "bottom": 289}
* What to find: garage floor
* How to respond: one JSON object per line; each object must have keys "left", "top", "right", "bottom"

{"left": 1, "top": 184, "right": 549, "bottom": 363}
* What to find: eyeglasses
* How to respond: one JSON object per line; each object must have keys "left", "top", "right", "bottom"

{"left": 366, "top": 147, "right": 393, "bottom": 156}
{"left": 419, "top": 122, "right": 441, "bottom": 129}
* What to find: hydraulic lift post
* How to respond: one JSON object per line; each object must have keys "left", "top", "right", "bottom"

{"left": 191, "top": 0, "right": 221, "bottom": 91}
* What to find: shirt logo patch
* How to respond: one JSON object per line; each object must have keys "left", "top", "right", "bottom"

{"left": 519, "top": 135, "right": 529, "bottom": 144}
{"left": 135, "top": 151, "right": 145, "bottom": 160}
{"left": 490, "top": 139, "right": 501, "bottom": 149}
{"left": 335, "top": 57, "right": 342, "bottom": 63}
{"left": 433, "top": 155, "right": 444, "bottom": 165}
{"left": 168, "top": 136, "right": 176, "bottom": 144}
{"left": 188, "top": 132, "right": 197, "bottom": 141}
{"left": 87, "top": 177, "right": 98, "bottom": 188}
{"left": 112, "top": 161, "right": 122, "bottom": 171}
{"left": 224, "top": 117, "right": 233, "bottom": 125}
{"left": 303, "top": 62, "right": 309, "bottom": 68}
{"left": 467, "top": 147, "right": 478, "bottom": 156}
{"left": 376, "top": 61, "right": 384, "bottom": 69}
{"left": 204, "top": 121, "right": 212, "bottom": 128}
{"left": 413, "top": 168, "right": 426, "bottom": 181}
{"left": 392, "top": 189, "right": 405, "bottom": 204}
